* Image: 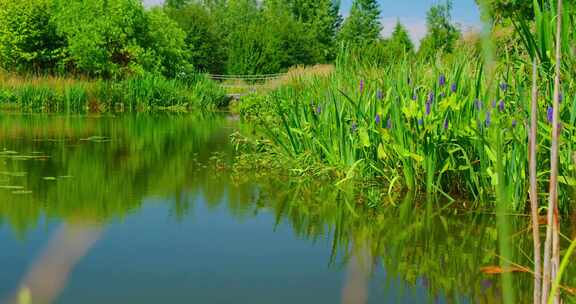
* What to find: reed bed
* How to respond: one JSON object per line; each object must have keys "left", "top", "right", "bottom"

{"left": 0, "top": 71, "right": 227, "bottom": 112}
{"left": 239, "top": 42, "right": 575, "bottom": 212}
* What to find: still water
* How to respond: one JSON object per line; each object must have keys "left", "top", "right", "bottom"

{"left": 0, "top": 114, "right": 566, "bottom": 303}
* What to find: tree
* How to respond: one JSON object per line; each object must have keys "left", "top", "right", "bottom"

{"left": 53, "top": 0, "right": 149, "bottom": 78}
{"left": 165, "top": 3, "right": 226, "bottom": 74}
{"left": 0, "top": 0, "right": 66, "bottom": 72}
{"left": 142, "top": 8, "right": 189, "bottom": 77}
{"left": 387, "top": 21, "right": 414, "bottom": 56}
{"left": 418, "top": 0, "right": 460, "bottom": 59}
{"left": 286, "top": 0, "right": 342, "bottom": 61}
{"left": 338, "top": 0, "right": 382, "bottom": 46}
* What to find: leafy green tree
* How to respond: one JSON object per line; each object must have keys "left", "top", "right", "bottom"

{"left": 220, "top": 0, "right": 262, "bottom": 74}
{"left": 338, "top": 0, "right": 382, "bottom": 46}
{"left": 142, "top": 8, "right": 189, "bottom": 77}
{"left": 387, "top": 21, "right": 414, "bottom": 56}
{"left": 418, "top": 0, "right": 460, "bottom": 59}
{"left": 0, "top": 0, "right": 66, "bottom": 72}
{"left": 165, "top": 0, "right": 189, "bottom": 9}
{"left": 165, "top": 3, "right": 226, "bottom": 74}
{"left": 286, "top": 0, "right": 342, "bottom": 61}
{"left": 259, "top": 0, "right": 317, "bottom": 72}
{"left": 53, "top": 0, "right": 149, "bottom": 78}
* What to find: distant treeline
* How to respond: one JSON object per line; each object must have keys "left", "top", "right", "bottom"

{"left": 0, "top": 0, "right": 561, "bottom": 78}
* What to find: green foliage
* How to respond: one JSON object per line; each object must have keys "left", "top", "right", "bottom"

{"left": 0, "top": 73, "right": 227, "bottom": 112}
{"left": 240, "top": 34, "right": 576, "bottom": 211}
{"left": 286, "top": 0, "right": 342, "bottom": 61}
{"left": 52, "top": 0, "right": 149, "bottom": 78}
{"left": 0, "top": 0, "right": 66, "bottom": 72}
{"left": 166, "top": 3, "right": 226, "bottom": 74}
{"left": 418, "top": 0, "right": 461, "bottom": 59}
{"left": 387, "top": 21, "right": 415, "bottom": 57}
{"left": 338, "top": 0, "right": 382, "bottom": 46}
{"left": 142, "top": 8, "right": 189, "bottom": 77}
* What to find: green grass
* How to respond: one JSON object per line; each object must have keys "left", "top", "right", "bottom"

{"left": 0, "top": 73, "right": 228, "bottom": 112}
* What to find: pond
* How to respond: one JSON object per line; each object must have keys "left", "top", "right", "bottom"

{"left": 0, "top": 113, "right": 572, "bottom": 303}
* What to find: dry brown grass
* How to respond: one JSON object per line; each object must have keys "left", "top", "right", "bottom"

{"left": 0, "top": 70, "right": 95, "bottom": 91}
{"left": 222, "top": 64, "right": 335, "bottom": 95}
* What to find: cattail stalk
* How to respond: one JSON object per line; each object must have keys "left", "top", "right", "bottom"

{"left": 529, "top": 56, "right": 541, "bottom": 304}
{"left": 542, "top": 0, "right": 562, "bottom": 303}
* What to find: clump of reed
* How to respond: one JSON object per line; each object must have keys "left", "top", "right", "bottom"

{"left": 0, "top": 71, "right": 227, "bottom": 112}
{"left": 242, "top": 41, "right": 575, "bottom": 215}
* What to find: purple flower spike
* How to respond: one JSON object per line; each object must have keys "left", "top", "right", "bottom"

{"left": 474, "top": 99, "right": 482, "bottom": 110}
{"left": 427, "top": 92, "right": 434, "bottom": 103}
{"left": 443, "top": 118, "right": 449, "bottom": 129}
{"left": 386, "top": 117, "right": 392, "bottom": 129}
{"left": 316, "top": 105, "right": 322, "bottom": 115}
{"left": 512, "top": 119, "right": 517, "bottom": 128}
{"left": 359, "top": 80, "right": 365, "bottom": 94}
{"left": 451, "top": 83, "right": 457, "bottom": 93}
{"left": 418, "top": 118, "right": 423, "bottom": 126}
{"left": 412, "top": 92, "right": 417, "bottom": 100}
{"left": 498, "top": 100, "right": 505, "bottom": 112}
{"left": 375, "top": 114, "right": 381, "bottom": 126}
{"left": 439, "top": 74, "right": 446, "bottom": 87}
{"left": 499, "top": 83, "right": 508, "bottom": 91}
{"left": 547, "top": 106, "right": 553, "bottom": 123}
{"left": 485, "top": 111, "right": 491, "bottom": 127}
{"left": 351, "top": 122, "right": 358, "bottom": 132}
{"left": 426, "top": 102, "right": 431, "bottom": 116}
{"left": 377, "top": 89, "right": 383, "bottom": 100}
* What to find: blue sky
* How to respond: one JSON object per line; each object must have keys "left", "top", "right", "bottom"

{"left": 143, "top": 0, "right": 481, "bottom": 42}
{"left": 340, "top": 0, "right": 481, "bottom": 42}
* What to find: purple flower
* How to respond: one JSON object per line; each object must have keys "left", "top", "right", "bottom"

{"left": 316, "top": 105, "right": 322, "bottom": 115}
{"left": 481, "top": 279, "right": 493, "bottom": 292}
{"left": 351, "top": 122, "right": 358, "bottom": 132}
{"left": 421, "top": 277, "right": 429, "bottom": 288}
{"left": 498, "top": 100, "right": 505, "bottom": 112}
{"left": 547, "top": 106, "right": 553, "bottom": 123}
{"left": 418, "top": 118, "right": 423, "bottom": 126}
{"left": 512, "top": 119, "right": 517, "bottom": 128}
{"left": 499, "top": 82, "right": 508, "bottom": 91}
{"left": 491, "top": 100, "right": 497, "bottom": 108}
{"left": 427, "top": 92, "right": 434, "bottom": 103}
{"left": 377, "top": 89, "right": 383, "bottom": 100}
{"left": 359, "top": 80, "right": 365, "bottom": 94}
{"left": 451, "top": 83, "right": 457, "bottom": 93}
{"left": 425, "top": 102, "right": 431, "bottom": 116}
{"left": 439, "top": 74, "right": 446, "bottom": 87}
{"left": 443, "top": 118, "right": 449, "bottom": 129}
{"left": 474, "top": 99, "right": 482, "bottom": 110}
{"left": 485, "top": 111, "right": 491, "bottom": 127}
{"left": 386, "top": 117, "right": 392, "bottom": 129}
{"left": 375, "top": 114, "right": 381, "bottom": 126}
{"left": 412, "top": 93, "right": 418, "bottom": 101}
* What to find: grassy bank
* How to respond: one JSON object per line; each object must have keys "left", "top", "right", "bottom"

{"left": 0, "top": 71, "right": 228, "bottom": 113}
{"left": 235, "top": 45, "right": 576, "bottom": 212}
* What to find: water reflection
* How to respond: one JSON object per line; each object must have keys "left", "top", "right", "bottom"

{"left": 8, "top": 223, "right": 103, "bottom": 304}
{"left": 0, "top": 114, "right": 573, "bottom": 303}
